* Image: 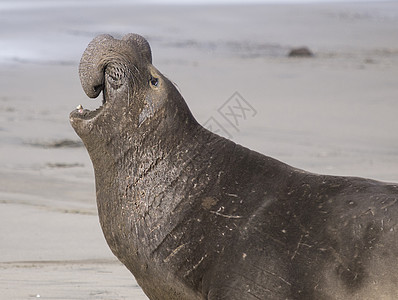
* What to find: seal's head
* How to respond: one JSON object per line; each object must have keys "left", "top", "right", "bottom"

{"left": 70, "top": 33, "right": 193, "bottom": 153}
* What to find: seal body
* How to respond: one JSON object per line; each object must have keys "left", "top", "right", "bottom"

{"left": 70, "top": 34, "right": 398, "bottom": 299}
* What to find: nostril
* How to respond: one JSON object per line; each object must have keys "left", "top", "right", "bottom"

{"left": 93, "top": 84, "right": 104, "bottom": 94}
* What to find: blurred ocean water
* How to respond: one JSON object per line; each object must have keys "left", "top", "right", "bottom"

{"left": 0, "top": 0, "right": 397, "bottom": 65}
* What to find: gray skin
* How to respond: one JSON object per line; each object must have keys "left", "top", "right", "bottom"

{"left": 70, "top": 34, "right": 398, "bottom": 300}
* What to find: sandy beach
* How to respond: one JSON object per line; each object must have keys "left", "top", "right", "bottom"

{"left": 1, "top": 1, "right": 398, "bottom": 299}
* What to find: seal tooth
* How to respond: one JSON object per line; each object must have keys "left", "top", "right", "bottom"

{"left": 76, "top": 104, "right": 84, "bottom": 114}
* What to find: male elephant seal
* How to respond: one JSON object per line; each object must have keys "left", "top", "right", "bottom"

{"left": 70, "top": 34, "right": 398, "bottom": 299}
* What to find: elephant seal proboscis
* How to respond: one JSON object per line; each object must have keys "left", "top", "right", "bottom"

{"left": 70, "top": 34, "right": 398, "bottom": 299}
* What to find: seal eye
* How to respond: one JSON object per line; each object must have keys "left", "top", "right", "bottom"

{"left": 150, "top": 76, "right": 159, "bottom": 87}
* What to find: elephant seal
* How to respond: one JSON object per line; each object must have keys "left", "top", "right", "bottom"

{"left": 70, "top": 34, "right": 398, "bottom": 299}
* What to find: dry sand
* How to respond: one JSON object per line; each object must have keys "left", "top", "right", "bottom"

{"left": 1, "top": 1, "right": 398, "bottom": 299}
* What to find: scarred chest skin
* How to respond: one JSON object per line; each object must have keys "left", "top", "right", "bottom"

{"left": 70, "top": 34, "right": 398, "bottom": 300}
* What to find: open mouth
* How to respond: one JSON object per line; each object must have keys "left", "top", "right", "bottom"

{"left": 70, "top": 86, "right": 107, "bottom": 121}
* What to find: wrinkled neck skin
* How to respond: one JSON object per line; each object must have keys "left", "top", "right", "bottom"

{"left": 89, "top": 80, "right": 200, "bottom": 217}
{"left": 82, "top": 78, "right": 225, "bottom": 297}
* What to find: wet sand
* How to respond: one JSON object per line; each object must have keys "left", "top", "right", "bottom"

{"left": 1, "top": 1, "right": 398, "bottom": 299}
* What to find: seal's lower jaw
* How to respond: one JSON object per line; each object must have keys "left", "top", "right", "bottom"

{"left": 69, "top": 91, "right": 107, "bottom": 134}
{"left": 69, "top": 104, "right": 104, "bottom": 121}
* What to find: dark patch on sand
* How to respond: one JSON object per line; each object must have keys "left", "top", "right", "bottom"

{"left": 29, "top": 139, "right": 83, "bottom": 149}
{"left": 288, "top": 47, "right": 314, "bottom": 57}
{"left": 163, "top": 38, "right": 287, "bottom": 58}
{"left": 46, "top": 163, "right": 84, "bottom": 168}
